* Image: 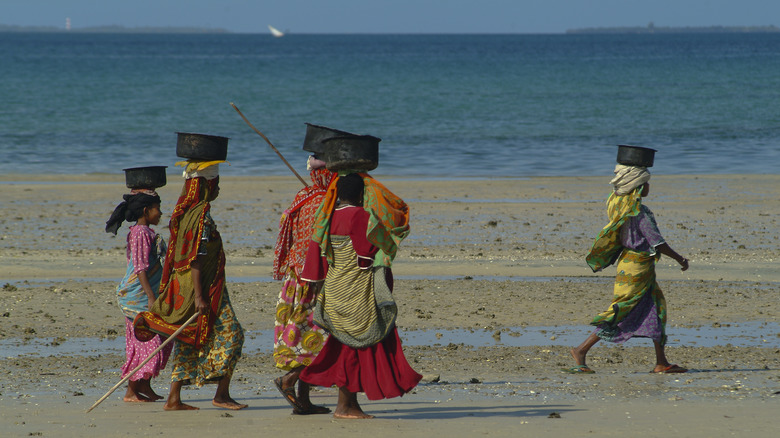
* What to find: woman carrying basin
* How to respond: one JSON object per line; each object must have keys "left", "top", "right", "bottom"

{"left": 566, "top": 145, "right": 689, "bottom": 374}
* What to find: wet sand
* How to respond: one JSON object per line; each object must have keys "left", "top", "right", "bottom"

{"left": 1, "top": 174, "right": 778, "bottom": 437}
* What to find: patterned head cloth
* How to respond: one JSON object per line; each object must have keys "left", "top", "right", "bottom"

{"left": 182, "top": 162, "right": 220, "bottom": 180}
{"left": 610, "top": 164, "right": 651, "bottom": 196}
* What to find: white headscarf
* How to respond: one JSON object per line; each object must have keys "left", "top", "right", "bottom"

{"left": 183, "top": 163, "right": 219, "bottom": 180}
{"left": 610, "top": 164, "right": 650, "bottom": 195}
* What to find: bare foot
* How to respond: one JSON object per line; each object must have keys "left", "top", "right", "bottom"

{"left": 123, "top": 393, "right": 153, "bottom": 403}
{"left": 334, "top": 409, "right": 374, "bottom": 419}
{"left": 651, "top": 364, "right": 688, "bottom": 374}
{"left": 139, "top": 392, "right": 164, "bottom": 401}
{"left": 212, "top": 398, "right": 248, "bottom": 410}
{"left": 570, "top": 347, "right": 586, "bottom": 366}
{"left": 164, "top": 401, "right": 199, "bottom": 411}
{"left": 137, "top": 381, "right": 164, "bottom": 401}
{"left": 124, "top": 384, "right": 152, "bottom": 403}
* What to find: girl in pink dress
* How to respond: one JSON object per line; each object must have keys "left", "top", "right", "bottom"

{"left": 107, "top": 190, "right": 172, "bottom": 401}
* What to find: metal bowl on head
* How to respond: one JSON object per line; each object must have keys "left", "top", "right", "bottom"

{"left": 176, "top": 132, "right": 229, "bottom": 161}
{"left": 123, "top": 166, "right": 168, "bottom": 189}
{"left": 322, "top": 135, "right": 381, "bottom": 171}
{"left": 303, "top": 123, "right": 357, "bottom": 154}
{"left": 617, "top": 145, "right": 656, "bottom": 167}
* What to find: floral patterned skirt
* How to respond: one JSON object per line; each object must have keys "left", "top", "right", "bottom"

{"left": 170, "top": 291, "right": 244, "bottom": 385}
{"left": 273, "top": 269, "right": 328, "bottom": 371}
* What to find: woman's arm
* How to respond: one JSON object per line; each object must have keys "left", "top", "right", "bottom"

{"left": 190, "top": 256, "right": 210, "bottom": 314}
{"left": 655, "top": 243, "right": 689, "bottom": 271}
{"left": 300, "top": 239, "right": 328, "bottom": 282}
{"left": 137, "top": 271, "right": 156, "bottom": 310}
{"left": 350, "top": 209, "right": 379, "bottom": 263}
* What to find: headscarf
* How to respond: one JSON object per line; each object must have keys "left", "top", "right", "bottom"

{"left": 272, "top": 166, "right": 335, "bottom": 280}
{"left": 610, "top": 164, "right": 651, "bottom": 195}
{"left": 178, "top": 161, "right": 222, "bottom": 180}
{"left": 105, "top": 190, "right": 161, "bottom": 235}
{"left": 311, "top": 172, "right": 410, "bottom": 268}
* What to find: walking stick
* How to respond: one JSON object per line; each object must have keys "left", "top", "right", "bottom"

{"left": 85, "top": 311, "right": 200, "bottom": 413}
{"left": 230, "top": 102, "right": 308, "bottom": 187}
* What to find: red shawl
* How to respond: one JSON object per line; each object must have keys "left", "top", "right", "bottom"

{"left": 273, "top": 167, "right": 335, "bottom": 280}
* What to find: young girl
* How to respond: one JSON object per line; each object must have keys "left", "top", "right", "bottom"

{"left": 106, "top": 189, "right": 172, "bottom": 401}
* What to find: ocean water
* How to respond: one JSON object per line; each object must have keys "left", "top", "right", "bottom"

{"left": 1, "top": 32, "right": 779, "bottom": 177}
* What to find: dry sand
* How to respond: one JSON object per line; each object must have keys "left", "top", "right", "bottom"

{"left": 0, "top": 174, "right": 778, "bottom": 437}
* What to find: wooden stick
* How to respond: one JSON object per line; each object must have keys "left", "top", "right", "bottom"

{"left": 230, "top": 102, "right": 308, "bottom": 187}
{"left": 85, "top": 311, "right": 200, "bottom": 413}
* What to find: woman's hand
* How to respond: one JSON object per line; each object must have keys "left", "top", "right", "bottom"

{"left": 194, "top": 294, "right": 209, "bottom": 314}
{"left": 656, "top": 243, "right": 689, "bottom": 272}
{"left": 309, "top": 282, "right": 322, "bottom": 295}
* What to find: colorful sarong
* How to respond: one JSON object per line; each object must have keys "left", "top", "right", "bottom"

{"left": 300, "top": 204, "right": 419, "bottom": 399}
{"left": 273, "top": 268, "right": 328, "bottom": 370}
{"left": 595, "top": 291, "right": 663, "bottom": 343}
{"left": 590, "top": 249, "right": 667, "bottom": 345}
{"left": 170, "top": 292, "right": 244, "bottom": 385}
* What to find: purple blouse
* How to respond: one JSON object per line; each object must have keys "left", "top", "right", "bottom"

{"left": 620, "top": 204, "right": 665, "bottom": 254}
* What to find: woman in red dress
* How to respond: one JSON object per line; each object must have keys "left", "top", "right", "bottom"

{"left": 300, "top": 173, "right": 421, "bottom": 419}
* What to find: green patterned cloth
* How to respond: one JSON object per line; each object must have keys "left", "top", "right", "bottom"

{"left": 585, "top": 187, "right": 643, "bottom": 272}
{"left": 311, "top": 172, "right": 410, "bottom": 268}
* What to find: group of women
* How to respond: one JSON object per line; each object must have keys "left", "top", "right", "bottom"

{"left": 106, "top": 145, "right": 689, "bottom": 419}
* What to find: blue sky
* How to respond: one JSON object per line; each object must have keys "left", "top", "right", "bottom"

{"left": 3, "top": 0, "right": 779, "bottom": 33}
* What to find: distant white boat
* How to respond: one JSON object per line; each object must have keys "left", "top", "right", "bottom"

{"left": 268, "top": 25, "right": 284, "bottom": 38}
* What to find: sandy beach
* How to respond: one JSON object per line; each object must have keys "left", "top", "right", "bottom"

{"left": 1, "top": 173, "right": 778, "bottom": 437}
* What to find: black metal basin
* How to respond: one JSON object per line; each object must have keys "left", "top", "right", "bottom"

{"left": 303, "top": 123, "right": 357, "bottom": 154}
{"left": 176, "top": 132, "right": 229, "bottom": 161}
{"left": 123, "top": 166, "right": 167, "bottom": 189}
{"left": 322, "top": 135, "right": 380, "bottom": 171}
{"left": 617, "top": 145, "right": 656, "bottom": 167}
